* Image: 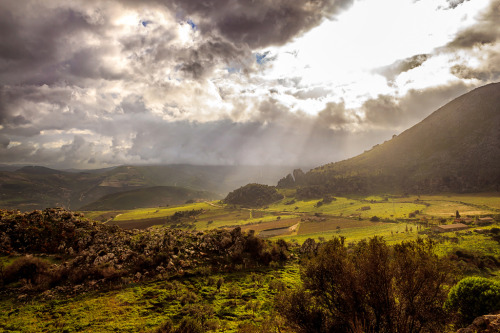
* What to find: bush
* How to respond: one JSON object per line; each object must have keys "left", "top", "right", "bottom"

{"left": 155, "top": 318, "right": 174, "bottom": 333}
{"left": 444, "top": 276, "right": 500, "bottom": 326}
{"left": 4, "top": 256, "right": 51, "bottom": 287}
{"left": 176, "top": 317, "right": 203, "bottom": 333}
{"left": 276, "top": 237, "right": 453, "bottom": 332}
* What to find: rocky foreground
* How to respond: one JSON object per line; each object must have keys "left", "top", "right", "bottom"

{"left": 0, "top": 208, "right": 289, "bottom": 297}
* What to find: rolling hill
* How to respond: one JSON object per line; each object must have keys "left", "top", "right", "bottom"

{"left": 79, "top": 186, "right": 219, "bottom": 210}
{"left": 0, "top": 164, "right": 297, "bottom": 210}
{"left": 279, "top": 82, "right": 500, "bottom": 195}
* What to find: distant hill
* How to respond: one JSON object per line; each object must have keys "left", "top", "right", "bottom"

{"left": 279, "top": 82, "right": 500, "bottom": 195}
{"left": 0, "top": 164, "right": 297, "bottom": 210}
{"left": 17, "top": 166, "right": 67, "bottom": 175}
{"left": 80, "top": 186, "right": 219, "bottom": 211}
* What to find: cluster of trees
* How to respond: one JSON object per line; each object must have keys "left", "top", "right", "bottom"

{"left": 275, "top": 237, "right": 500, "bottom": 332}
{"left": 224, "top": 183, "right": 284, "bottom": 207}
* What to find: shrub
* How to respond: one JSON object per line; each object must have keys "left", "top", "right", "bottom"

{"left": 444, "top": 276, "right": 500, "bottom": 326}
{"left": 176, "top": 317, "right": 203, "bottom": 333}
{"left": 276, "top": 237, "right": 453, "bottom": 332}
{"left": 4, "top": 256, "right": 51, "bottom": 288}
{"left": 155, "top": 318, "right": 174, "bottom": 333}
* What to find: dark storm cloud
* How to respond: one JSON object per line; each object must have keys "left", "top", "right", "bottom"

{"left": 450, "top": 63, "right": 500, "bottom": 82}
{"left": 375, "top": 54, "right": 429, "bottom": 82}
{"left": 446, "top": 0, "right": 500, "bottom": 49}
{"left": 0, "top": 135, "right": 9, "bottom": 148}
{"left": 124, "top": 0, "right": 354, "bottom": 49}
{"left": 0, "top": 2, "right": 108, "bottom": 86}
{"left": 114, "top": 0, "right": 355, "bottom": 81}
{"left": 178, "top": 36, "right": 251, "bottom": 79}
{"left": 0, "top": 85, "right": 71, "bottom": 131}
{"left": 440, "top": 0, "right": 500, "bottom": 82}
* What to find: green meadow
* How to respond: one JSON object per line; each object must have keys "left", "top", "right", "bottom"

{"left": 1, "top": 265, "right": 300, "bottom": 333}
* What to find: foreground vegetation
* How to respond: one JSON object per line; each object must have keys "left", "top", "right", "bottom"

{"left": 1, "top": 191, "right": 500, "bottom": 332}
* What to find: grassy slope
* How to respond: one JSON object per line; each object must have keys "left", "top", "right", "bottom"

{"left": 80, "top": 186, "right": 220, "bottom": 211}
{"left": 0, "top": 265, "right": 300, "bottom": 333}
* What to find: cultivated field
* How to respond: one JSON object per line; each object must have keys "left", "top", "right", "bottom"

{"left": 80, "top": 192, "right": 500, "bottom": 246}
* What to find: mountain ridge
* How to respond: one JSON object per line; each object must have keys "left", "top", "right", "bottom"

{"left": 0, "top": 164, "right": 299, "bottom": 210}
{"left": 279, "top": 82, "right": 500, "bottom": 195}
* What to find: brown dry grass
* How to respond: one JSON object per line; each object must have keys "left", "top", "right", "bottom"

{"left": 298, "top": 217, "right": 377, "bottom": 235}
{"left": 239, "top": 218, "right": 300, "bottom": 233}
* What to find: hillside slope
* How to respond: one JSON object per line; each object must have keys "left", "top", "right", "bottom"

{"left": 80, "top": 186, "right": 219, "bottom": 210}
{"left": 0, "top": 164, "right": 296, "bottom": 210}
{"left": 280, "top": 83, "right": 500, "bottom": 195}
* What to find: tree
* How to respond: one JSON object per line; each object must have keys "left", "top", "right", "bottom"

{"left": 444, "top": 276, "right": 500, "bottom": 327}
{"left": 276, "top": 237, "right": 453, "bottom": 333}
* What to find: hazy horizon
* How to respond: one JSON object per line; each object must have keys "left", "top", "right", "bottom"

{"left": 1, "top": 0, "right": 499, "bottom": 169}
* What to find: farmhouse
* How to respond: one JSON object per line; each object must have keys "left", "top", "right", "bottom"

{"left": 476, "top": 217, "right": 495, "bottom": 225}
{"left": 432, "top": 223, "right": 469, "bottom": 233}
{"left": 454, "top": 217, "right": 474, "bottom": 224}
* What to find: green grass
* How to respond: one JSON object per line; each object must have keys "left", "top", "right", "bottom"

{"left": 432, "top": 230, "right": 500, "bottom": 257}
{"left": 0, "top": 265, "right": 301, "bottom": 333}
{"left": 420, "top": 200, "right": 496, "bottom": 218}
{"left": 419, "top": 193, "right": 500, "bottom": 211}
{"left": 269, "top": 197, "right": 426, "bottom": 220}
{"left": 112, "top": 202, "right": 218, "bottom": 221}
{"left": 274, "top": 222, "right": 419, "bottom": 245}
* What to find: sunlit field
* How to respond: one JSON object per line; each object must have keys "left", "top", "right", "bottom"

{"left": 82, "top": 193, "right": 499, "bottom": 243}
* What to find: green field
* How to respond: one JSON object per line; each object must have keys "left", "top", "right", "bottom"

{"left": 268, "top": 197, "right": 427, "bottom": 220}
{"left": 111, "top": 202, "right": 218, "bottom": 221}
{"left": 1, "top": 265, "right": 300, "bottom": 333}
{"left": 276, "top": 222, "right": 420, "bottom": 245}
{"left": 80, "top": 193, "right": 500, "bottom": 243}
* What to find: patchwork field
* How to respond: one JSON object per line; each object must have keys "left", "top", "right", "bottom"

{"left": 297, "top": 217, "right": 377, "bottom": 235}
{"left": 80, "top": 192, "right": 499, "bottom": 245}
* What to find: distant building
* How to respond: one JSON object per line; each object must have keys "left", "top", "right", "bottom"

{"left": 476, "top": 217, "right": 494, "bottom": 225}
{"left": 454, "top": 217, "right": 474, "bottom": 224}
{"left": 432, "top": 223, "right": 469, "bottom": 233}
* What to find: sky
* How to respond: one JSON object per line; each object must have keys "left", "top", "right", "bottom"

{"left": 0, "top": 0, "right": 499, "bottom": 169}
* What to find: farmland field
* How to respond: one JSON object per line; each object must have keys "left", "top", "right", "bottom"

{"left": 276, "top": 222, "right": 419, "bottom": 245}
{"left": 79, "top": 193, "right": 500, "bottom": 245}
{"left": 268, "top": 197, "right": 427, "bottom": 220}
{"left": 297, "top": 217, "right": 378, "bottom": 234}
{"left": 111, "top": 202, "right": 218, "bottom": 221}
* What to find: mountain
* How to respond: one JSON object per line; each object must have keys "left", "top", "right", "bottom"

{"left": 0, "top": 164, "right": 298, "bottom": 210}
{"left": 80, "top": 186, "right": 219, "bottom": 211}
{"left": 279, "top": 82, "right": 500, "bottom": 195}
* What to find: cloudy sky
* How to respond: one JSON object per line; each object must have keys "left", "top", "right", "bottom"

{"left": 1, "top": 0, "right": 499, "bottom": 169}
